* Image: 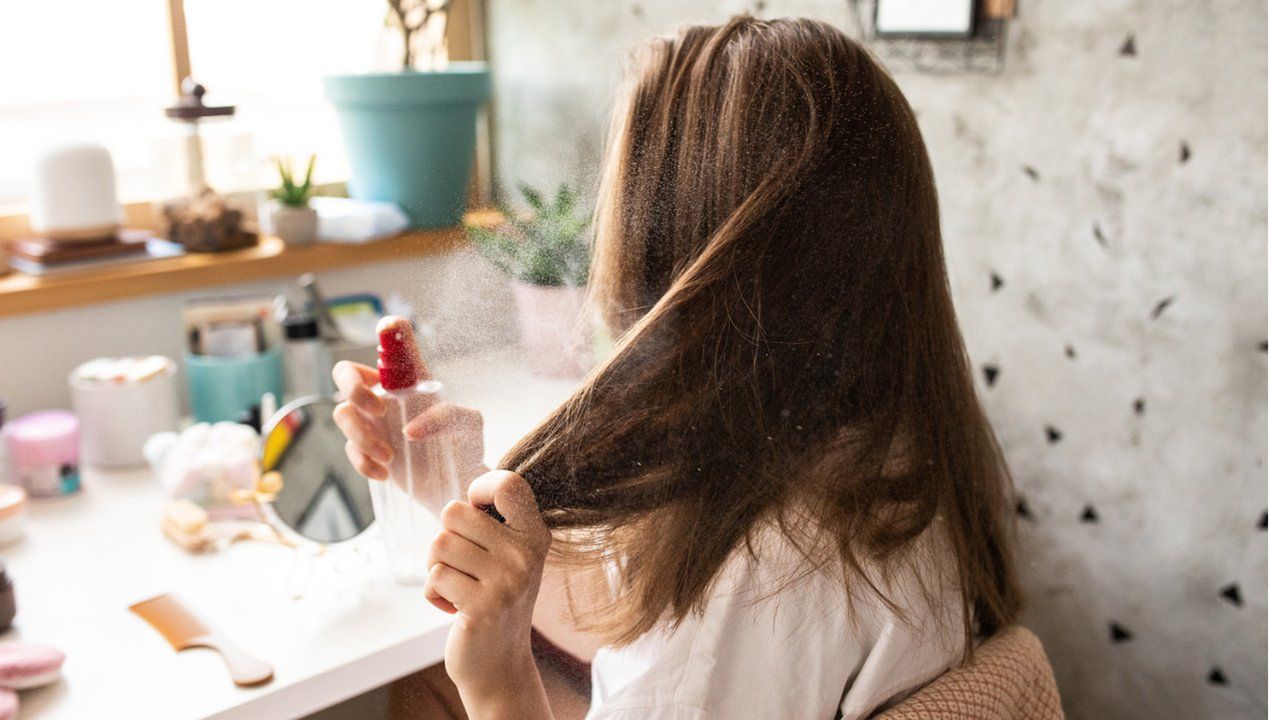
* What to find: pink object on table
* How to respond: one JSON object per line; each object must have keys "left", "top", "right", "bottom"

{"left": 0, "top": 642, "right": 65, "bottom": 690}
{"left": 4, "top": 411, "right": 81, "bottom": 498}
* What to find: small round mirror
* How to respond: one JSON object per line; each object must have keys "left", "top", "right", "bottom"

{"left": 261, "top": 396, "right": 374, "bottom": 546}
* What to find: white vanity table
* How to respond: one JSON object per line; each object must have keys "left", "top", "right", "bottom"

{"left": 6, "top": 349, "right": 576, "bottom": 719}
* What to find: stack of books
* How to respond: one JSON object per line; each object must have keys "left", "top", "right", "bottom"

{"left": 5, "top": 229, "right": 183, "bottom": 276}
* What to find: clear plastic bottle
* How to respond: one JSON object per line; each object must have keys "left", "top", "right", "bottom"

{"left": 370, "top": 317, "right": 462, "bottom": 585}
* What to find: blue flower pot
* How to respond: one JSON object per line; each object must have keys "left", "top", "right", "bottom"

{"left": 324, "top": 63, "right": 491, "bottom": 228}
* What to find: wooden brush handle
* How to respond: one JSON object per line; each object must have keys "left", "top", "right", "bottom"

{"left": 190, "top": 632, "right": 274, "bottom": 687}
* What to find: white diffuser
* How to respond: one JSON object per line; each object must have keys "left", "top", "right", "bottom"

{"left": 30, "top": 143, "right": 123, "bottom": 242}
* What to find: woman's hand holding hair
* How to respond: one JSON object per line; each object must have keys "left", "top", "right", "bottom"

{"left": 427, "top": 470, "right": 555, "bottom": 720}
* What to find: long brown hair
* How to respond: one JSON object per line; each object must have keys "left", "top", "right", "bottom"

{"left": 501, "top": 16, "right": 1022, "bottom": 651}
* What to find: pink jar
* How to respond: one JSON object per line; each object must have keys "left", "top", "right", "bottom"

{"left": 4, "top": 411, "right": 81, "bottom": 498}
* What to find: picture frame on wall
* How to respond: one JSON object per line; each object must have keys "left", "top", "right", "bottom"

{"left": 874, "top": 0, "right": 977, "bottom": 39}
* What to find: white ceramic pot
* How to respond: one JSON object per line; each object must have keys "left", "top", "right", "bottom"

{"left": 270, "top": 203, "right": 319, "bottom": 246}
{"left": 510, "top": 281, "right": 591, "bottom": 378}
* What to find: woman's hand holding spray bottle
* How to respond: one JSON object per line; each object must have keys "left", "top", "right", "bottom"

{"left": 332, "top": 317, "right": 554, "bottom": 719}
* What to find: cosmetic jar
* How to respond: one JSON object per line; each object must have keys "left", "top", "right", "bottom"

{"left": 5, "top": 411, "right": 81, "bottom": 498}
{"left": 70, "top": 356, "right": 179, "bottom": 467}
{"left": 0, "top": 486, "right": 27, "bottom": 547}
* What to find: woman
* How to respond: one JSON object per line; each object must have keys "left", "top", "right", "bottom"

{"left": 334, "top": 15, "right": 1022, "bottom": 720}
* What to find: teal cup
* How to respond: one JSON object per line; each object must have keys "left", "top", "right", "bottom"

{"left": 324, "top": 63, "right": 492, "bottom": 228}
{"left": 184, "top": 349, "right": 284, "bottom": 424}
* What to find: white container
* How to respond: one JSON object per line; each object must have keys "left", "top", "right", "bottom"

{"left": 30, "top": 143, "right": 124, "bottom": 241}
{"left": 69, "top": 356, "right": 180, "bottom": 468}
{"left": 267, "top": 203, "right": 319, "bottom": 246}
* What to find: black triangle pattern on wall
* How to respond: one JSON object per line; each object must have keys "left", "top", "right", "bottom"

{"left": 1219, "top": 584, "right": 1243, "bottom": 608}
{"left": 983, "top": 364, "right": 1000, "bottom": 387}
{"left": 918, "top": 12, "right": 1268, "bottom": 716}
{"left": 997, "top": 313, "right": 1266, "bottom": 696}
{"left": 1016, "top": 497, "right": 1033, "bottom": 520}
{"left": 1109, "top": 623, "right": 1132, "bottom": 643}
{"left": 1208, "top": 667, "right": 1228, "bottom": 687}
{"left": 1045, "top": 425, "right": 1063, "bottom": 444}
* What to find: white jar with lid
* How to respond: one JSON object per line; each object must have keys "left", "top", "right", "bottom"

{"left": 69, "top": 356, "right": 180, "bottom": 468}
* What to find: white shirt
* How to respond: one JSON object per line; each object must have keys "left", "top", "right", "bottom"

{"left": 585, "top": 521, "right": 965, "bottom": 720}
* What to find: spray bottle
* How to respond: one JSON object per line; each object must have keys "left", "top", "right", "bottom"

{"left": 371, "top": 316, "right": 461, "bottom": 585}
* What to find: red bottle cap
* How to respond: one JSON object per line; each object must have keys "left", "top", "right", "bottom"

{"left": 376, "top": 316, "right": 420, "bottom": 391}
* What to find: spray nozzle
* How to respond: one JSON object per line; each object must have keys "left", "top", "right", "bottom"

{"left": 376, "top": 316, "right": 422, "bottom": 390}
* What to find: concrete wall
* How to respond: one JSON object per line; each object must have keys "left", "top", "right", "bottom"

{"left": 488, "top": 1, "right": 1268, "bottom": 718}
{"left": 0, "top": 248, "right": 518, "bottom": 417}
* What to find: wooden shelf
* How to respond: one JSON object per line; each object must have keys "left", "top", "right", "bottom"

{"left": 0, "top": 210, "right": 499, "bottom": 318}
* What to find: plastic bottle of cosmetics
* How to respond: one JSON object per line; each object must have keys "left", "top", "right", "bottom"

{"left": 282, "top": 313, "right": 334, "bottom": 400}
{"left": 371, "top": 316, "right": 461, "bottom": 585}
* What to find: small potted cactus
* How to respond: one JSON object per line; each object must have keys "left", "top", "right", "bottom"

{"left": 267, "top": 155, "right": 318, "bottom": 246}
{"left": 468, "top": 184, "right": 592, "bottom": 377}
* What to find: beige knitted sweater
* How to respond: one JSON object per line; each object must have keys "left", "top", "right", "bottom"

{"left": 875, "top": 627, "right": 1064, "bottom": 720}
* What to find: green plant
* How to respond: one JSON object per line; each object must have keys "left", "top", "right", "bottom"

{"left": 468, "top": 184, "right": 591, "bottom": 287}
{"left": 271, "top": 155, "right": 316, "bottom": 208}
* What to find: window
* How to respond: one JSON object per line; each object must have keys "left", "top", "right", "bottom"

{"left": 0, "top": 0, "right": 392, "bottom": 207}
{"left": 0, "top": 0, "right": 176, "bottom": 203}
{"left": 182, "top": 0, "right": 387, "bottom": 192}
